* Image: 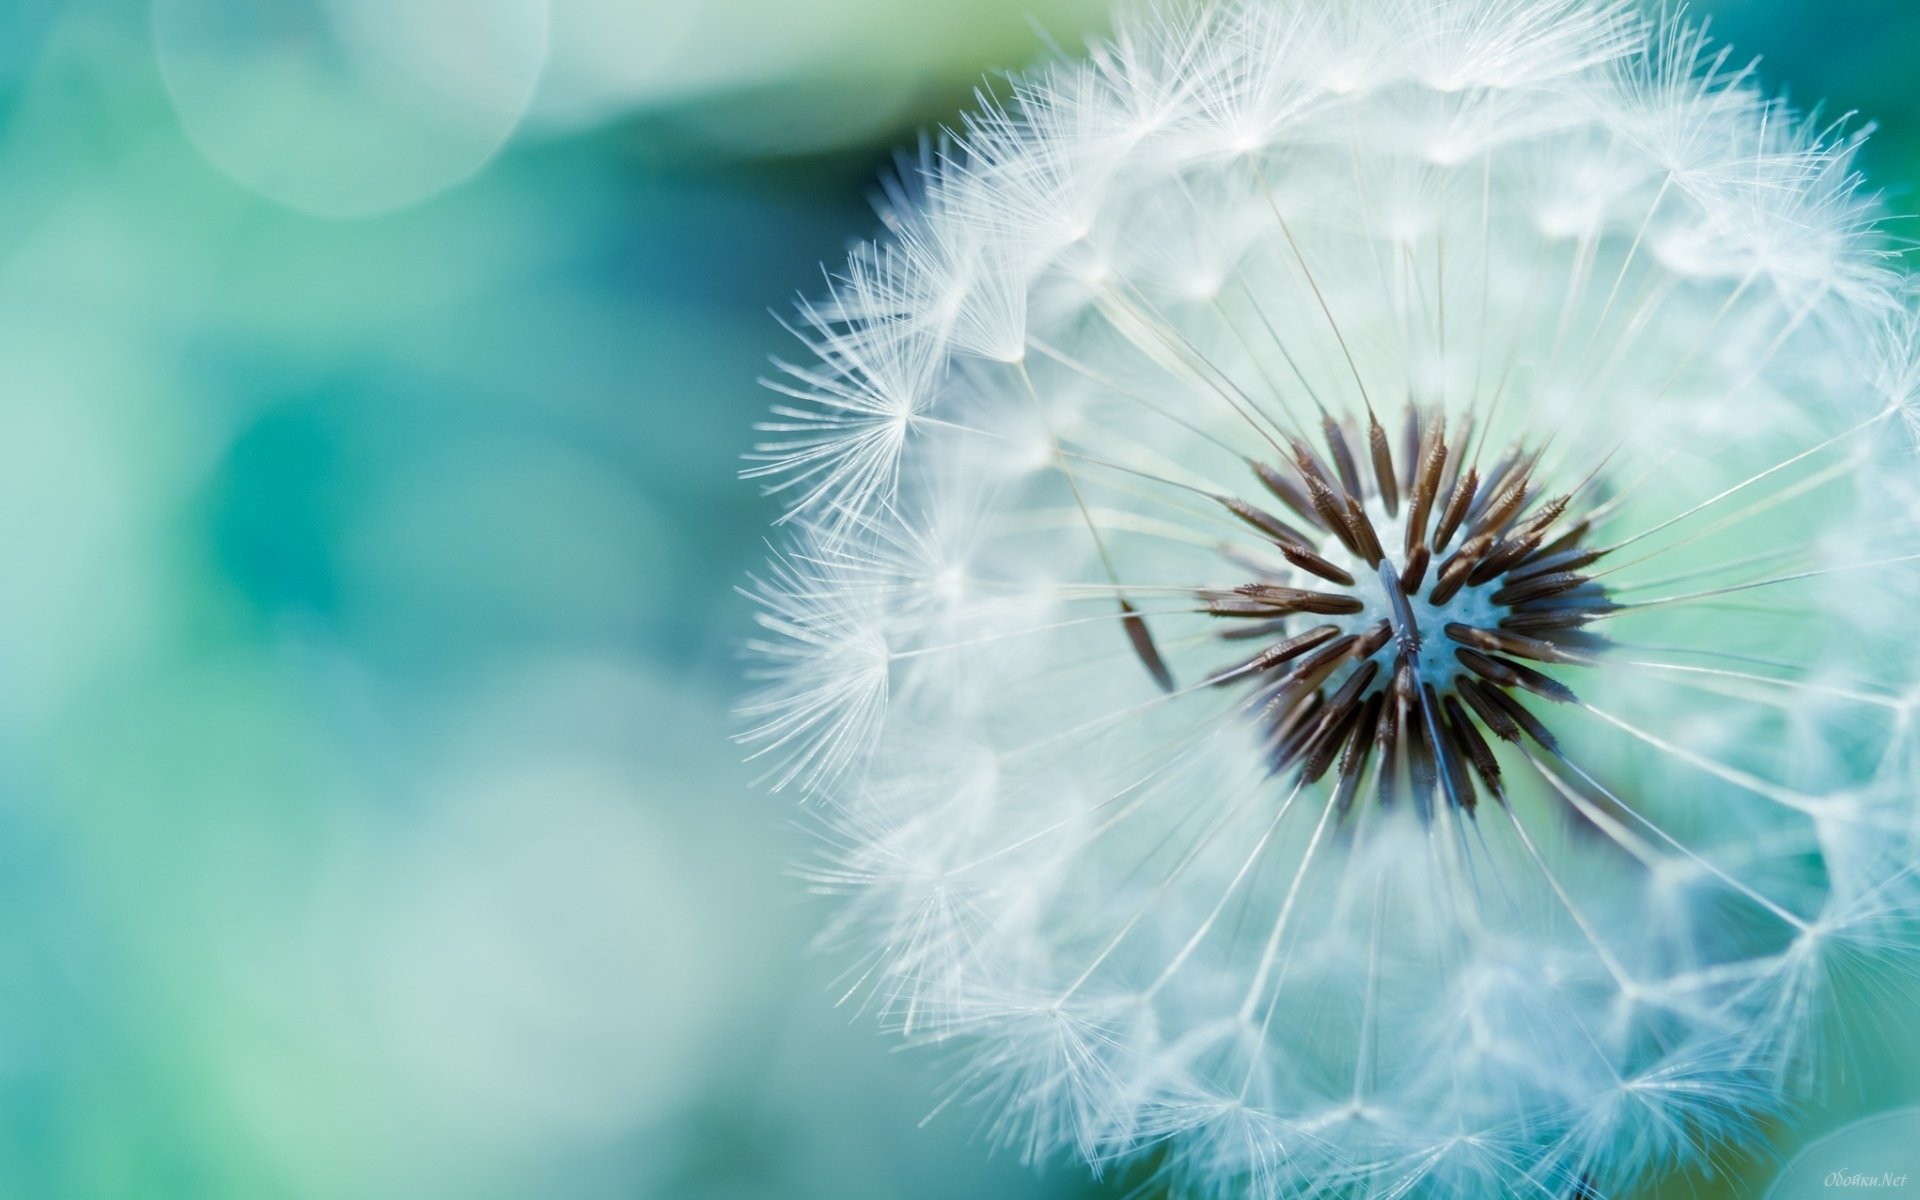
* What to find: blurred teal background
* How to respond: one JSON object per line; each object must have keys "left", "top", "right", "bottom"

{"left": 0, "top": 1, "right": 1912, "bottom": 1197}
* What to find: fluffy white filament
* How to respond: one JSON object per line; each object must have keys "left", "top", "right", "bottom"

{"left": 743, "top": 1, "right": 1920, "bottom": 1196}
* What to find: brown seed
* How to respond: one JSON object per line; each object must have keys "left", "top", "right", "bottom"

{"left": 1509, "top": 542, "right": 1603, "bottom": 581}
{"left": 1345, "top": 495, "right": 1386, "bottom": 567}
{"left": 1262, "top": 649, "right": 1361, "bottom": 729}
{"left": 1279, "top": 633, "right": 1363, "bottom": 688}
{"left": 1323, "top": 415, "right": 1364, "bottom": 499}
{"left": 1403, "top": 684, "right": 1440, "bottom": 814}
{"left": 1514, "top": 493, "right": 1572, "bottom": 541}
{"left": 1296, "top": 661, "right": 1380, "bottom": 780}
{"left": 1353, "top": 618, "right": 1394, "bottom": 660}
{"left": 1455, "top": 647, "right": 1577, "bottom": 703}
{"left": 1400, "top": 544, "right": 1431, "bottom": 594}
{"left": 1456, "top": 676, "right": 1521, "bottom": 742}
{"left": 1280, "top": 543, "right": 1357, "bottom": 586}
{"left": 1443, "top": 694, "right": 1503, "bottom": 802}
{"left": 1252, "top": 624, "right": 1344, "bottom": 670}
{"left": 1249, "top": 459, "right": 1321, "bottom": 527}
{"left": 1467, "top": 678, "right": 1560, "bottom": 753}
{"left": 1218, "top": 494, "right": 1310, "bottom": 548}
{"left": 1332, "top": 691, "right": 1386, "bottom": 818}
{"left": 1424, "top": 683, "right": 1475, "bottom": 810}
{"left": 1499, "top": 606, "right": 1607, "bottom": 634}
{"left": 1368, "top": 412, "right": 1399, "bottom": 516}
{"left": 1443, "top": 622, "right": 1580, "bottom": 664}
{"left": 1266, "top": 689, "right": 1327, "bottom": 761}
{"left": 1432, "top": 466, "right": 1478, "bottom": 554}
{"left": 1469, "top": 529, "right": 1557, "bottom": 585}
{"left": 1429, "top": 532, "right": 1496, "bottom": 605}
{"left": 1373, "top": 661, "right": 1413, "bottom": 808}
{"left": 1398, "top": 406, "right": 1422, "bottom": 493}
{"left": 1490, "top": 570, "right": 1591, "bottom": 606}
{"left": 1294, "top": 446, "right": 1363, "bottom": 556}
{"left": 1470, "top": 464, "right": 1535, "bottom": 538}
{"left": 1469, "top": 447, "right": 1534, "bottom": 523}
{"left": 1207, "top": 596, "right": 1283, "bottom": 617}
{"left": 1436, "top": 414, "right": 1473, "bottom": 505}
{"left": 1404, "top": 427, "right": 1449, "bottom": 555}
{"left": 1232, "top": 584, "right": 1366, "bottom": 615}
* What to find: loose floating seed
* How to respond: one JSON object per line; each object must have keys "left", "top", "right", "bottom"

{"left": 1121, "top": 600, "right": 1174, "bottom": 692}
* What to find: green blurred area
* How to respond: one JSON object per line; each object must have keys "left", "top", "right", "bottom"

{"left": 0, "top": 1, "right": 1912, "bottom": 1197}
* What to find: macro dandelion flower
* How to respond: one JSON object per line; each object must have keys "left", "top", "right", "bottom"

{"left": 743, "top": 1, "right": 1920, "bottom": 1195}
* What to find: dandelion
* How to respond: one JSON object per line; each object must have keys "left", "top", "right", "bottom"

{"left": 743, "top": 1, "right": 1920, "bottom": 1195}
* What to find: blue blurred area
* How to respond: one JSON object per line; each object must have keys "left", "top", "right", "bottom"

{"left": 0, "top": 0, "right": 1913, "bottom": 1196}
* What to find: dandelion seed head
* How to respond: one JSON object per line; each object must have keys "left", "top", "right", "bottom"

{"left": 744, "top": 0, "right": 1920, "bottom": 1195}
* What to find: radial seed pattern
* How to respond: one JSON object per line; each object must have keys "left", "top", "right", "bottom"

{"left": 1205, "top": 408, "right": 1608, "bottom": 815}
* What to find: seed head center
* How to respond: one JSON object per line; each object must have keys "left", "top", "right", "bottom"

{"left": 1188, "top": 406, "right": 1614, "bottom": 815}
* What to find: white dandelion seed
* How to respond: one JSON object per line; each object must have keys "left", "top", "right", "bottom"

{"left": 742, "top": 1, "right": 1920, "bottom": 1196}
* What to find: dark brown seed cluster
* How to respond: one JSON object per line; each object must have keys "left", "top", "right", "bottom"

{"left": 1201, "top": 407, "right": 1614, "bottom": 817}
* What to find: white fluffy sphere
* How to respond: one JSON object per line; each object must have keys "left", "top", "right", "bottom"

{"left": 744, "top": 2, "right": 1920, "bottom": 1195}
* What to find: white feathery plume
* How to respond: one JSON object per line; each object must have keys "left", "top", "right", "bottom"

{"left": 743, "top": 1, "right": 1920, "bottom": 1195}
